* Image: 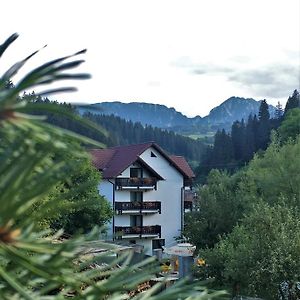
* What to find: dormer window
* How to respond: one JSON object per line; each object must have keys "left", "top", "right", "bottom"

{"left": 130, "top": 168, "right": 142, "bottom": 178}
{"left": 151, "top": 151, "right": 157, "bottom": 157}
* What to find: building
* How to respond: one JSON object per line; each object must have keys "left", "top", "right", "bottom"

{"left": 90, "top": 142, "right": 195, "bottom": 256}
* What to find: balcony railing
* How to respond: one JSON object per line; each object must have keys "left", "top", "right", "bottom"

{"left": 184, "top": 200, "right": 193, "bottom": 211}
{"left": 115, "top": 177, "right": 157, "bottom": 190}
{"left": 115, "top": 201, "right": 161, "bottom": 214}
{"left": 115, "top": 225, "right": 161, "bottom": 238}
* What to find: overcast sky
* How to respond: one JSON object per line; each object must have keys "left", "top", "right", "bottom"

{"left": 1, "top": 0, "right": 299, "bottom": 117}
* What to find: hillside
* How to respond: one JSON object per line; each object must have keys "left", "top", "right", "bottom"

{"left": 77, "top": 97, "right": 276, "bottom": 134}
{"left": 78, "top": 101, "right": 198, "bottom": 129}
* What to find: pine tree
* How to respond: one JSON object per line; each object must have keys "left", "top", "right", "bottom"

{"left": 257, "top": 100, "right": 271, "bottom": 150}
{"left": 0, "top": 33, "right": 225, "bottom": 300}
{"left": 244, "top": 115, "right": 256, "bottom": 161}
{"left": 284, "top": 89, "right": 300, "bottom": 114}
{"left": 275, "top": 101, "right": 284, "bottom": 119}
{"left": 258, "top": 99, "right": 270, "bottom": 122}
{"left": 231, "top": 120, "right": 246, "bottom": 161}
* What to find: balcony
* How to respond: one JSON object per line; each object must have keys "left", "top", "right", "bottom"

{"left": 115, "top": 201, "right": 161, "bottom": 214}
{"left": 184, "top": 178, "right": 193, "bottom": 188}
{"left": 115, "top": 225, "right": 161, "bottom": 239}
{"left": 184, "top": 200, "right": 193, "bottom": 211}
{"left": 115, "top": 177, "right": 157, "bottom": 190}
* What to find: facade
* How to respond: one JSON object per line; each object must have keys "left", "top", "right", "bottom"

{"left": 90, "top": 142, "right": 195, "bottom": 256}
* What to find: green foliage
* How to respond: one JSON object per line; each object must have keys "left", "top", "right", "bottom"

{"left": 85, "top": 112, "right": 205, "bottom": 163}
{"left": 284, "top": 89, "right": 300, "bottom": 114}
{"left": 258, "top": 99, "right": 270, "bottom": 122}
{"left": 188, "top": 134, "right": 300, "bottom": 297}
{"left": 278, "top": 108, "right": 300, "bottom": 142}
{"left": 184, "top": 170, "right": 251, "bottom": 249}
{"left": 246, "top": 135, "right": 300, "bottom": 208}
{"left": 202, "top": 203, "right": 300, "bottom": 298}
{"left": 0, "top": 34, "right": 226, "bottom": 299}
{"left": 47, "top": 154, "right": 113, "bottom": 234}
{"left": 196, "top": 96, "right": 293, "bottom": 182}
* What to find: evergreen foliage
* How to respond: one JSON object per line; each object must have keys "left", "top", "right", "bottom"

{"left": 0, "top": 33, "right": 226, "bottom": 299}
{"left": 278, "top": 108, "right": 300, "bottom": 142}
{"left": 84, "top": 112, "right": 205, "bottom": 163}
{"left": 186, "top": 119, "right": 300, "bottom": 298}
{"left": 284, "top": 89, "right": 300, "bottom": 114}
{"left": 196, "top": 97, "right": 290, "bottom": 182}
{"left": 20, "top": 95, "right": 205, "bottom": 164}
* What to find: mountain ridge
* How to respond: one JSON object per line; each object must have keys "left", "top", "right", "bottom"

{"left": 77, "top": 97, "right": 276, "bottom": 134}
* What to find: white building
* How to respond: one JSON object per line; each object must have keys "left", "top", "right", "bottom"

{"left": 90, "top": 142, "right": 195, "bottom": 256}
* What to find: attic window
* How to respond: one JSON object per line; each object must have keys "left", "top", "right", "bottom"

{"left": 151, "top": 151, "right": 157, "bottom": 157}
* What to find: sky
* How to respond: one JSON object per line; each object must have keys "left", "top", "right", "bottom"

{"left": 1, "top": 0, "right": 300, "bottom": 117}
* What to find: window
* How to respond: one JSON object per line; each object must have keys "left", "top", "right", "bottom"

{"left": 130, "top": 168, "right": 142, "bottom": 178}
{"left": 151, "top": 151, "right": 157, "bottom": 157}
{"left": 152, "top": 239, "right": 165, "bottom": 250}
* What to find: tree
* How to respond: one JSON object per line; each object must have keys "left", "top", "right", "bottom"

{"left": 47, "top": 154, "right": 112, "bottom": 234}
{"left": 184, "top": 169, "right": 251, "bottom": 249}
{"left": 202, "top": 203, "right": 300, "bottom": 299}
{"left": 212, "top": 129, "right": 234, "bottom": 166}
{"left": 245, "top": 135, "right": 300, "bottom": 208}
{"left": 0, "top": 34, "right": 225, "bottom": 299}
{"left": 243, "top": 114, "right": 256, "bottom": 161}
{"left": 284, "top": 89, "right": 300, "bottom": 114}
{"left": 257, "top": 99, "right": 271, "bottom": 150}
{"left": 191, "top": 134, "right": 300, "bottom": 297}
{"left": 278, "top": 108, "right": 300, "bottom": 142}
{"left": 231, "top": 120, "right": 246, "bottom": 161}
{"left": 275, "top": 101, "right": 284, "bottom": 119}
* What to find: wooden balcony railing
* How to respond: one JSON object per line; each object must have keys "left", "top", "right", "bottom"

{"left": 115, "top": 177, "right": 157, "bottom": 190}
{"left": 184, "top": 200, "right": 193, "bottom": 210}
{"left": 115, "top": 201, "right": 161, "bottom": 214}
{"left": 115, "top": 225, "right": 161, "bottom": 238}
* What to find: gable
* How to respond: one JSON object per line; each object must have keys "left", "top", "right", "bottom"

{"left": 90, "top": 142, "right": 194, "bottom": 180}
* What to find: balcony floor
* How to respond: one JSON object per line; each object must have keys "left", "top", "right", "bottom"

{"left": 116, "top": 209, "right": 160, "bottom": 215}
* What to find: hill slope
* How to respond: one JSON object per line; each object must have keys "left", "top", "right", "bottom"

{"left": 77, "top": 97, "right": 276, "bottom": 134}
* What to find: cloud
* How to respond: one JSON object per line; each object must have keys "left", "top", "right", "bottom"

{"left": 227, "top": 64, "right": 299, "bottom": 98}
{"left": 175, "top": 57, "right": 300, "bottom": 99}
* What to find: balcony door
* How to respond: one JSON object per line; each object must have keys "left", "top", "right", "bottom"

{"left": 130, "top": 215, "right": 142, "bottom": 227}
{"left": 130, "top": 191, "right": 143, "bottom": 203}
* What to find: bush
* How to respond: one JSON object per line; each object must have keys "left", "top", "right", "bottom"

{"left": 201, "top": 202, "right": 300, "bottom": 298}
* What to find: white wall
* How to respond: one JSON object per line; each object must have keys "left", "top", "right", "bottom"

{"left": 140, "top": 147, "right": 183, "bottom": 248}
{"left": 98, "top": 147, "right": 184, "bottom": 252}
{"left": 137, "top": 239, "right": 152, "bottom": 255}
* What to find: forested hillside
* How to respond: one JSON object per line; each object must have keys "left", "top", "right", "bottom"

{"left": 84, "top": 112, "right": 205, "bottom": 163}
{"left": 22, "top": 93, "right": 205, "bottom": 164}
{"left": 77, "top": 97, "right": 276, "bottom": 135}
{"left": 185, "top": 99, "right": 300, "bottom": 298}
{"left": 196, "top": 90, "right": 300, "bottom": 182}
{"left": 23, "top": 90, "right": 299, "bottom": 182}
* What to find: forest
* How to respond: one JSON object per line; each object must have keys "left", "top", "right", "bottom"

{"left": 196, "top": 90, "right": 300, "bottom": 182}
{"left": 185, "top": 90, "right": 300, "bottom": 298}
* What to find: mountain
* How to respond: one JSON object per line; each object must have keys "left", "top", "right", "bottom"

{"left": 77, "top": 97, "right": 276, "bottom": 134}
{"left": 78, "top": 101, "right": 199, "bottom": 129}
{"left": 202, "top": 96, "right": 276, "bottom": 127}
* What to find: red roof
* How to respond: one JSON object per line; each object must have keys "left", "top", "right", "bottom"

{"left": 169, "top": 155, "right": 195, "bottom": 178}
{"left": 90, "top": 142, "right": 194, "bottom": 179}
